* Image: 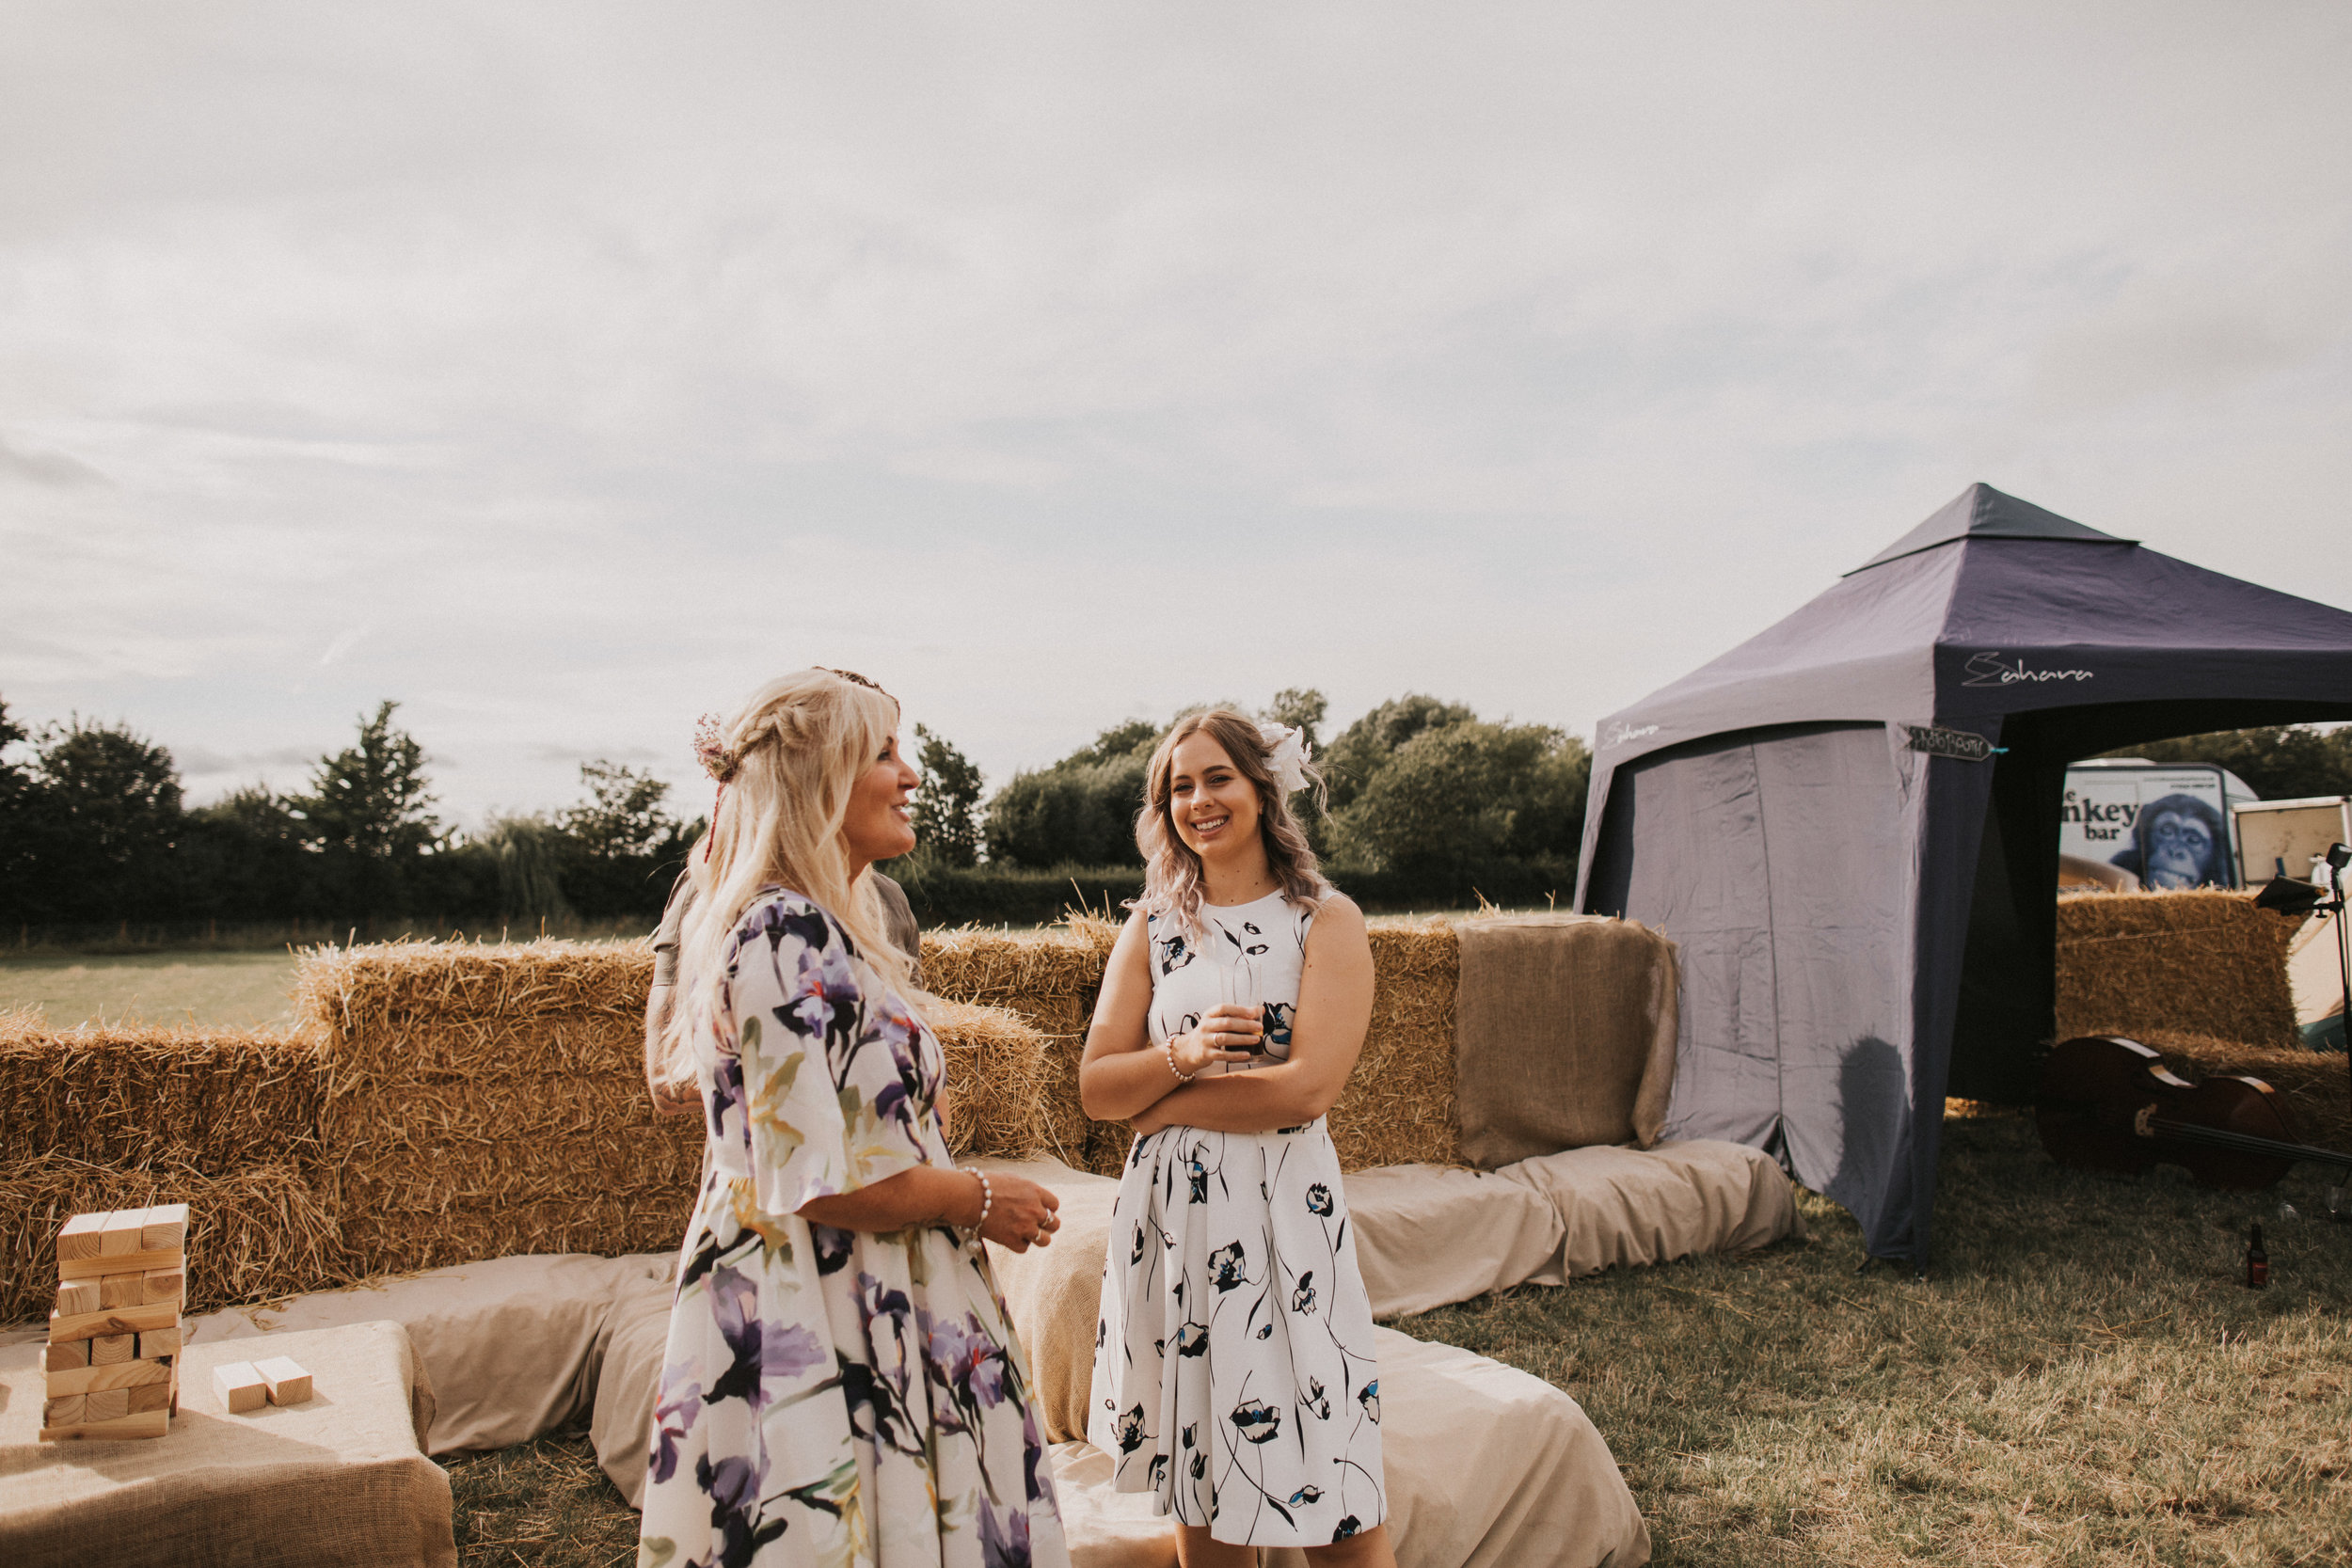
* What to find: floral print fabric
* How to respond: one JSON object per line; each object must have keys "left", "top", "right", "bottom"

{"left": 639, "top": 889, "right": 1069, "bottom": 1568}
{"left": 1088, "top": 896, "right": 1387, "bottom": 1546}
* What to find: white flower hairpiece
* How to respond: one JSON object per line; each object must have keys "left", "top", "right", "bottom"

{"left": 1257, "top": 721, "right": 1311, "bottom": 796}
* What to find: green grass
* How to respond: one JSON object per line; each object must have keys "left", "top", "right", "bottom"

{"left": 429, "top": 1113, "right": 2352, "bottom": 1567}
{"left": 0, "top": 950, "right": 304, "bottom": 1029}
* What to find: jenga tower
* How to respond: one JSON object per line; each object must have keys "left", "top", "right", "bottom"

{"left": 40, "top": 1203, "right": 188, "bottom": 1441}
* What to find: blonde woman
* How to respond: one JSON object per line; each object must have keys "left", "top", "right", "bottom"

{"left": 1079, "top": 712, "right": 1395, "bottom": 1568}
{"left": 640, "top": 669, "right": 1070, "bottom": 1568}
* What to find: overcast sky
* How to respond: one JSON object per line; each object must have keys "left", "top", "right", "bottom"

{"left": 5, "top": 2, "right": 2348, "bottom": 828}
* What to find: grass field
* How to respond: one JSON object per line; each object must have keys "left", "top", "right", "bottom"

{"left": 433, "top": 1111, "right": 2352, "bottom": 1566}
{"left": 0, "top": 950, "right": 303, "bottom": 1029}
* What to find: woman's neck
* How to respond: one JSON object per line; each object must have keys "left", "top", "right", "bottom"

{"left": 1199, "top": 842, "right": 1278, "bottom": 907}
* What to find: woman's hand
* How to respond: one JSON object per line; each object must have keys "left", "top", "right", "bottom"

{"left": 1168, "top": 1004, "right": 1263, "bottom": 1079}
{"left": 972, "top": 1170, "right": 1063, "bottom": 1253}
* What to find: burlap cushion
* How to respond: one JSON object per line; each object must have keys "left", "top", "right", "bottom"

{"left": 1454, "top": 914, "right": 1678, "bottom": 1169}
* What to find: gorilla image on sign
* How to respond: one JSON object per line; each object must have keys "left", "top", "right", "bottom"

{"left": 2109, "top": 792, "right": 2229, "bottom": 890}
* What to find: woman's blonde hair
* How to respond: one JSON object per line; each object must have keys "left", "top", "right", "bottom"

{"left": 1134, "top": 709, "right": 1331, "bottom": 940}
{"left": 658, "top": 668, "right": 914, "bottom": 1091}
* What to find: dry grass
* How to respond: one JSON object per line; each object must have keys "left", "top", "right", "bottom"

{"left": 0, "top": 949, "right": 303, "bottom": 1029}
{"left": 1328, "top": 919, "right": 1461, "bottom": 1171}
{"left": 2058, "top": 891, "right": 2303, "bottom": 1052}
{"left": 441, "top": 1415, "right": 642, "bottom": 1568}
{"left": 0, "top": 1016, "right": 327, "bottom": 1170}
{"left": 930, "top": 997, "right": 1059, "bottom": 1163}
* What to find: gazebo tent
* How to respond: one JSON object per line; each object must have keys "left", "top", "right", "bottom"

{"left": 1574, "top": 483, "right": 2352, "bottom": 1265}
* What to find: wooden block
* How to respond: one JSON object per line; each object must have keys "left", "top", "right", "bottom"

{"left": 59, "top": 1245, "right": 185, "bottom": 1281}
{"left": 254, "top": 1355, "right": 312, "bottom": 1405}
{"left": 139, "top": 1265, "right": 185, "bottom": 1305}
{"left": 213, "top": 1360, "right": 267, "bottom": 1414}
{"left": 84, "top": 1387, "right": 131, "bottom": 1422}
{"left": 56, "top": 1212, "right": 107, "bottom": 1264}
{"left": 126, "top": 1378, "right": 172, "bottom": 1414}
{"left": 45, "top": 1339, "right": 89, "bottom": 1372}
{"left": 99, "top": 1210, "right": 146, "bottom": 1257}
{"left": 139, "top": 1202, "right": 189, "bottom": 1252}
{"left": 46, "top": 1357, "right": 169, "bottom": 1399}
{"left": 137, "top": 1324, "right": 183, "bottom": 1359}
{"left": 43, "top": 1394, "right": 87, "bottom": 1426}
{"left": 56, "top": 1278, "right": 102, "bottom": 1315}
{"left": 40, "top": 1407, "right": 169, "bottom": 1441}
{"left": 99, "top": 1271, "right": 144, "bottom": 1308}
{"left": 48, "top": 1300, "right": 178, "bottom": 1342}
{"left": 89, "top": 1333, "right": 134, "bottom": 1366}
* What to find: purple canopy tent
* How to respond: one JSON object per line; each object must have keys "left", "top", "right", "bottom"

{"left": 1574, "top": 483, "right": 2352, "bottom": 1265}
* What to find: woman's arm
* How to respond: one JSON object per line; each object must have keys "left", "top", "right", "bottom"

{"left": 1078, "top": 912, "right": 1258, "bottom": 1120}
{"left": 1128, "top": 895, "right": 1375, "bottom": 1135}
{"left": 800, "top": 1165, "right": 1062, "bottom": 1252}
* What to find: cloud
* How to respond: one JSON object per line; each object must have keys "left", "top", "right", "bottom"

{"left": 0, "top": 433, "right": 108, "bottom": 487}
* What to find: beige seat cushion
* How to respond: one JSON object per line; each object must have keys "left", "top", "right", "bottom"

{"left": 1341, "top": 1162, "right": 1565, "bottom": 1320}
{"left": 1501, "top": 1138, "right": 1805, "bottom": 1279}
{"left": 0, "top": 1321, "right": 453, "bottom": 1568}
{"left": 589, "top": 1270, "right": 686, "bottom": 1507}
{"left": 1454, "top": 914, "right": 1679, "bottom": 1168}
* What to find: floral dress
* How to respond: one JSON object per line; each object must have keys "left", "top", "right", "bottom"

{"left": 1087, "top": 891, "right": 1387, "bottom": 1547}
{"left": 640, "top": 889, "right": 1069, "bottom": 1568}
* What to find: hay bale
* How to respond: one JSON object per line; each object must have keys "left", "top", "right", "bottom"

{"left": 0, "top": 1155, "right": 339, "bottom": 1326}
{"left": 1328, "top": 920, "right": 1462, "bottom": 1172}
{"left": 928, "top": 999, "right": 1061, "bottom": 1163}
{"left": 2056, "top": 891, "right": 2302, "bottom": 1051}
{"left": 0, "top": 1019, "right": 327, "bottom": 1172}
{"left": 339, "top": 1193, "right": 696, "bottom": 1276}
{"left": 922, "top": 920, "right": 1117, "bottom": 1172}
{"left": 333, "top": 1125, "right": 706, "bottom": 1211}
{"left": 2131, "top": 1029, "right": 2352, "bottom": 1154}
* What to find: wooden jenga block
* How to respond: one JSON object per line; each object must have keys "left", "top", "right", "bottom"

{"left": 139, "top": 1203, "right": 189, "bottom": 1251}
{"left": 99, "top": 1210, "right": 146, "bottom": 1257}
{"left": 48, "top": 1300, "right": 178, "bottom": 1342}
{"left": 56, "top": 1278, "right": 102, "bottom": 1315}
{"left": 45, "top": 1339, "right": 89, "bottom": 1372}
{"left": 99, "top": 1271, "right": 144, "bottom": 1308}
{"left": 84, "top": 1387, "right": 131, "bottom": 1422}
{"left": 140, "top": 1265, "right": 185, "bottom": 1305}
{"left": 137, "top": 1324, "right": 183, "bottom": 1359}
{"left": 40, "top": 1407, "right": 169, "bottom": 1441}
{"left": 214, "top": 1361, "right": 267, "bottom": 1414}
{"left": 89, "top": 1332, "right": 135, "bottom": 1366}
{"left": 46, "top": 1357, "right": 168, "bottom": 1399}
{"left": 254, "top": 1356, "right": 312, "bottom": 1405}
{"left": 43, "top": 1394, "right": 87, "bottom": 1426}
{"left": 126, "top": 1378, "right": 173, "bottom": 1414}
{"left": 57, "top": 1212, "right": 106, "bottom": 1264}
{"left": 59, "top": 1246, "right": 184, "bottom": 1280}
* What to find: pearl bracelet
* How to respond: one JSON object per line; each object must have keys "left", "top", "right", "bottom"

{"left": 961, "top": 1167, "right": 993, "bottom": 1250}
{"left": 1164, "top": 1038, "right": 1195, "bottom": 1084}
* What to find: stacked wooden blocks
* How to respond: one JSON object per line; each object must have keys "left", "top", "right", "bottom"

{"left": 40, "top": 1202, "right": 189, "bottom": 1441}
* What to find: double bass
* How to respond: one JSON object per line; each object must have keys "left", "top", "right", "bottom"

{"left": 2037, "top": 1035, "right": 2352, "bottom": 1190}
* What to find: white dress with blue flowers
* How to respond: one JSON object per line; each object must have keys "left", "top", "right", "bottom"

{"left": 639, "top": 888, "right": 1070, "bottom": 1568}
{"left": 1087, "top": 891, "right": 1387, "bottom": 1547}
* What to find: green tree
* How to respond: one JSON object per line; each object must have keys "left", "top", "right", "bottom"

{"left": 481, "top": 814, "right": 576, "bottom": 926}
{"left": 1261, "top": 688, "right": 1329, "bottom": 755}
{"left": 0, "top": 699, "right": 37, "bottom": 921}
{"left": 17, "top": 716, "right": 186, "bottom": 923}
{"left": 1320, "top": 694, "right": 1477, "bottom": 815}
{"left": 2101, "top": 724, "right": 2352, "bottom": 800}
{"left": 984, "top": 720, "right": 1163, "bottom": 867}
{"left": 296, "top": 701, "right": 442, "bottom": 915}
{"left": 1325, "top": 716, "right": 1590, "bottom": 879}
{"left": 555, "top": 760, "right": 691, "bottom": 917}
{"left": 181, "top": 784, "right": 315, "bottom": 921}
{"left": 910, "top": 723, "right": 985, "bottom": 867}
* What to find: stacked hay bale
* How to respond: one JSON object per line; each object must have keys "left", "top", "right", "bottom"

{"left": 1330, "top": 920, "right": 1462, "bottom": 1171}
{"left": 930, "top": 999, "right": 1059, "bottom": 1162}
{"left": 922, "top": 919, "right": 1120, "bottom": 1172}
{"left": 299, "top": 941, "right": 702, "bottom": 1274}
{"left": 0, "top": 1018, "right": 339, "bottom": 1324}
{"left": 2056, "top": 890, "right": 2303, "bottom": 1051}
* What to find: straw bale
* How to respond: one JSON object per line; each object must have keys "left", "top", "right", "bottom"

{"left": 316, "top": 1072, "right": 683, "bottom": 1151}
{"left": 2128, "top": 1029, "right": 2352, "bottom": 1156}
{"left": 2056, "top": 891, "right": 2301, "bottom": 1050}
{"left": 340, "top": 1193, "right": 695, "bottom": 1275}
{"left": 0, "top": 1021, "right": 327, "bottom": 1172}
{"left": 919, "top": 922, "right": 1111, "bottom": 1010}
{"left": 1327, "top": 919, "right": 1463, "bottom": 1172}
{"left": 928, "top": 999, "right": 1059, "bottom": 1163}
{"left": 336, "top": 1126, "right": 705, "bottom": 1212}
{"left": 0, "top": 1156, "right": 338, "bottom": 1327}
{"left": 296, "top": 938, "right": 653, "bottom": 1085}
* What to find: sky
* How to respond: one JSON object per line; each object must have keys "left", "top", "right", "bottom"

{"left": 4, "top": 1, "right": 2348, "bottom": 829}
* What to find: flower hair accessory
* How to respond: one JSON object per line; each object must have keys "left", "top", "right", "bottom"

{"left": 1256, "top": 721, "right": 1311, "bottom": 796}
{"left": 692, "top": 713, "right": 739, "bottom": 784}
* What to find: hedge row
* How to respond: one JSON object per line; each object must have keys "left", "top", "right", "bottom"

{"left": 883, "top": 856, "right": 1579, "bottom": 928}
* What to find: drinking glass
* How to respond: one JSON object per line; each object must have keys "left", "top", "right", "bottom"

{"left": 1221, "top": 962, "right": 1264, "bottom": 1069}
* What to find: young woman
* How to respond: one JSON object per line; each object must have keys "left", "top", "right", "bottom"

{"left": 640, "top": 668, "right": 1071, "bottom": 1568}
{"left": 1078, "top": 711, "right": 1395, "bottom": 1568}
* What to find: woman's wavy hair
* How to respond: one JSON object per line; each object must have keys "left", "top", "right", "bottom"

{"left": 657, "top": 668, "right": 914, "bottom": 1093}
{"left": 1133, "top": 709, "right": 1331, "bottom": 940}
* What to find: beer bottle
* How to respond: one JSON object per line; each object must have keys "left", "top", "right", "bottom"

{"left": 2246, "top": 1223, "right": 2268, "bottom": 1289}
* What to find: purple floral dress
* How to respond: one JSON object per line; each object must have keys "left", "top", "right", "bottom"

{"left": 639, "top": 889, "right": 1068, "bottom": 1568}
